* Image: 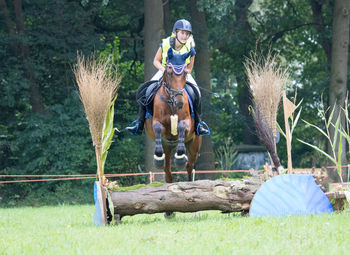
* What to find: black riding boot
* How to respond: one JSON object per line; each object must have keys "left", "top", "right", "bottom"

{"left": 194, "top": 100, "right": 210, "bottom": 136}
{"left": 126, "top": 106, "right": 146, "bottom": 135}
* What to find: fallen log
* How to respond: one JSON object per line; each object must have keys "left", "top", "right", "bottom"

{"left": 326, "top": 191, "right": 349, "bottom": 211}
{"left": 110, "top": 174, "right": 264, "bottom": 219}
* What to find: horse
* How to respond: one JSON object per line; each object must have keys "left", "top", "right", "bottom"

{"left": 144, "top": 49, "right": 202, "bottom": 183}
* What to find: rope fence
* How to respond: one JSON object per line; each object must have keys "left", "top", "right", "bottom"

{"left": 0, "top": 170, "right": 253, "bottom": 184}
{"left": 1, "top": 166, "right": 348, "bottom": 184}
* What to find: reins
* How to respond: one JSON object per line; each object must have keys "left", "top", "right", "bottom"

{"left": 158, "top": 68, "right": 185, "bottom": 115}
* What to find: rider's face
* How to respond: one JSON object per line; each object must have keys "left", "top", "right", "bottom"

{"left": 176, "top": 30, "right": 190, "bottom": 44}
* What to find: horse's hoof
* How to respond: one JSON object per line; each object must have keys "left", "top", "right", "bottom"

{"left": 174, "top": 153, "right": 188, "bottom": 169}
{"left": 153, "top": 153, "right": 165, "bottom": 169}
{"left": 164, "top": 212, "right": 175, "bottom": 219}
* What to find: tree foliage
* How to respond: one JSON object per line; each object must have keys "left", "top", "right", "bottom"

{"left": 0, "top": 0, "right": 348, "bottom": 205}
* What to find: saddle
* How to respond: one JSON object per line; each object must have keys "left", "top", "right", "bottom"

{"left": 137, "top": 79, "right": 196, "bottom": 118}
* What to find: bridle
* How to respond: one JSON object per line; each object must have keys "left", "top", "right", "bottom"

{"left": 157, "top": 64, "right": 186, "bottom": 115}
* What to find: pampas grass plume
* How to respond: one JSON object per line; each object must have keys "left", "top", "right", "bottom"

{"left": 74, "top": 53, "right": 120, "bottom": 148}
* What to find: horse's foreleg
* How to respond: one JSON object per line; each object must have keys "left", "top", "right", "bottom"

{"left": 174, "top": 120, "right": 188, "bottom": 169}
{"left": 153, "top": 122, "right": 165, "bottom": 169}
{"left": 176, "top": 120, "right": 186, "bottom": 155}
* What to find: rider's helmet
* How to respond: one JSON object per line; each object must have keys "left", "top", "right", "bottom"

{"left": 172, "top": 19, "right": 192, "bottom": 34}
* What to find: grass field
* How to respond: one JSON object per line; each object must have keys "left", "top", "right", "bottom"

{"left": 0, "top": 205, "right": 349, "bottom": 255}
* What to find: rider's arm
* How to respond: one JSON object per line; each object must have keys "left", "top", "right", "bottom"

{"left": 153, "top": 47, "right": 165, "bottom": 72}
{"left": 185, "top": 56, "right": 195, "bottom": 74}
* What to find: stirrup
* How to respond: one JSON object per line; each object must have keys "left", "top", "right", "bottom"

{"left": 126, "top": 120, "right": 140, "bottom": 135}
{"left": 196, "top": 121, "right": 210, "bottom": 136}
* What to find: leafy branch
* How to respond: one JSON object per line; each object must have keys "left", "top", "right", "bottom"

{"left": 297, "top": 101, "right": 343, "bottom": 183}
{"left": 277, "top": 97, "right": 303, "bottom": 143}
{"left": 215, "top": 138, "right": 238, "bottom": 170}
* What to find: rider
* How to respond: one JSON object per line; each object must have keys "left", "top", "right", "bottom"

{"left": 126, "top": 19, "right": 210, "bottom": 136}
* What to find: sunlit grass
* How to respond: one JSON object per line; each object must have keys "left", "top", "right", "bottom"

{"left": 0, "top": 205, "right": 349, "bottom": 254}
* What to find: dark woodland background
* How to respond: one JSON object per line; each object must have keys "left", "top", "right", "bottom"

{"left": 0, "top": 0, "right": 349, "bottom": 205}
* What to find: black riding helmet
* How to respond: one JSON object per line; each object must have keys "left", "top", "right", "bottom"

{"left": 172, "top": 19, "right": 192, "bottom": 33}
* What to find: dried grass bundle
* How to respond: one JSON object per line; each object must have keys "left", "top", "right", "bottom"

{"left": 74, "top": 54, "right": 120, "bottom": 147}
{"left": 245, "top": 52, "right": 288, "bottom": 139}
{"left": 245, "top": 51, "right": 288, "bottom": 174}
{"left": 74, "top": 53, "right": 120, "bottom": 182}
{"left": 253, "top": 105, "right": 281, "bottom": 169}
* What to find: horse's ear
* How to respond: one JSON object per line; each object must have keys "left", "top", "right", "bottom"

{"left": 182, "top": 52, "right": 191, "bottom": 60}
{"left": 181, "top": 47, "right": 196, "bottom": 60}
{"left": 167, "top": 48, "right": 173, "bottom": 60}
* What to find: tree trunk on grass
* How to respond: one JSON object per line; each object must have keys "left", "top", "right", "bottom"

{"left": 111, "top": 174, "right": 264, "bottom": 217}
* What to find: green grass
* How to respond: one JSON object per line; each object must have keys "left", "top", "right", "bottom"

{"left": 112, "top": 182, "right": 165, "bottom": 192}
{"left": 0, "top": 205, "right": 350, "bottom": 255}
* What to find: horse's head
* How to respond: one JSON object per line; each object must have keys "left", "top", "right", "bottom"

{"left": 163, "top": 48, "right": 193, "bottom": 110}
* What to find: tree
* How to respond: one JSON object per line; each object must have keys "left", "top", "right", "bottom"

{"left": 310, "top": 0, "right": 349, "bottom": 181}
{"left": 233, "top": 0, "right": 256, "bottom": 145}
{"left": 199, "top": 0, "right": 257, "bottom": 146}
{"left": 143, "top": 0, "right": 165, "bottom": 175}
{"left": 163, "top": 0, "right": 172, "bottom": 35}
{"left": 189, "top": 0, "right": 215, "bottom": 171}
{"left": 328, "top": 0, "right": 349, "bottom": 181}
{"left": 0, "top": 0, "right": 45, "bottom": 114}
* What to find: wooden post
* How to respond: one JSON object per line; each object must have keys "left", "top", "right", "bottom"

{"left": 95, "top": 145, "right": 103, "bottom": 183}
{"left": 149, "top": 172, "right": 153, "bottom": 183}
{"left": 283, "top": 91, "right": 293, "bottom": 173}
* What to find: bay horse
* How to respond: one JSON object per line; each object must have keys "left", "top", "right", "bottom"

{"left": 144, "top": 49, "right": 202, "bottom": 183}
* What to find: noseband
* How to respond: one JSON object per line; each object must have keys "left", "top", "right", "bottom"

{"left": 157, "top": 65, "right": 186, "bottom": 114}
